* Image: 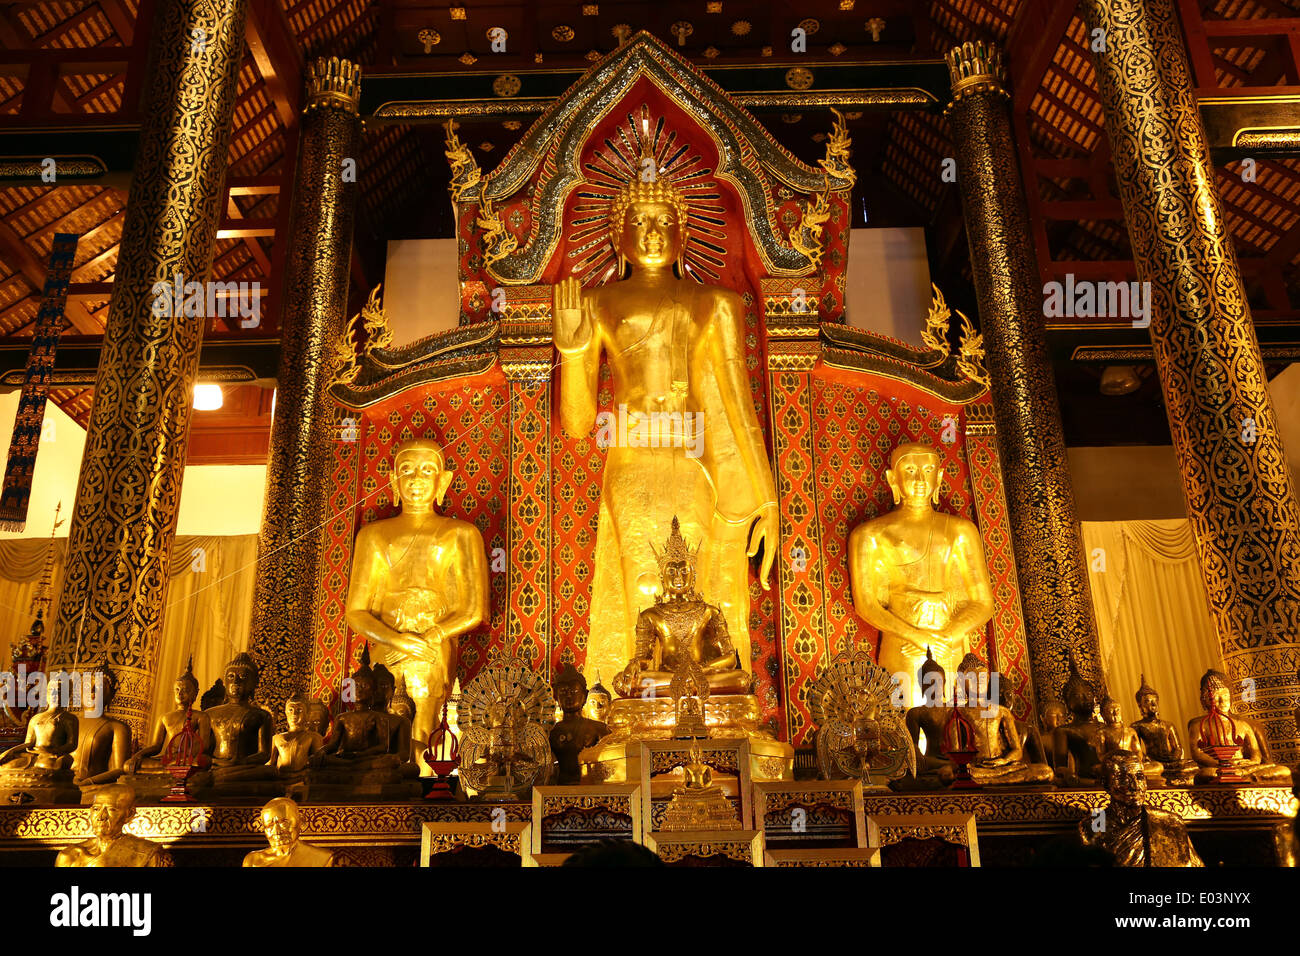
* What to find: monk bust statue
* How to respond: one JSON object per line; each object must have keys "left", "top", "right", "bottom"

{"left": 346, "top": 437, "right": 490, "bottom": 773}
{"left": 1078, "top": 750, "right": 1203, "bottom": 867}
{"left": 243, "top": 797, "right": 335, "bottom": 867}
{"left": 849, "top": 441, "right": 994, "bottom": 702}
{"left": 56, "top": 784, "right": 171, "bottom": 867}
{"left": 613, "top": 517, "right": 752, "bottom": 698}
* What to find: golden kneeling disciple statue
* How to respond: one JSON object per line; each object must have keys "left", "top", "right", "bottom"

{"left": 56, "top": 784, "right": 171, "bottom": 867}
{"left": 1188, "top": 669, "right": 1292, "bottom": 785}
{"left": 346, "top": 437, "right": 490, "bottom": 772}
{"left": 243, "top": 797, "right": 335, "bottom": 867}
{"left": 554, "top": 153, "right": 778, "bottom": 688}
{"left": 849, "top": 442, "right": 994, "bottom": 703}
{"left": 1079, "top": 750, "right": 1203, "bottom": 867}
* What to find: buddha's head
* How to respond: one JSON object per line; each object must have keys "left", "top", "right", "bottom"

{"left": 609, "top": 172, "right": 689, "bottom": 275}
{"left": 223, "top": 653, "right": 259, "bottom": 704}
{"left": 585, "top": 674, "right": 612, "bottom": 724}
{"left": 1100, "top": 696, "right": 1123, "bottom": 727}
{"left": 89, "top": 784, "right": 136, "bottom": 840}
{"left": 1101, "top": 749, "right": 1147, "bottom": 808}
{"left": 886, "top": 442, "right": 944, "bottom": 508}
{"left": 1041, "top": 700, "right": 1068, "bottom": 731}
{"left": 260, "top": 797, "right": 301, "bottom": 849}
{"left": 372, "top": 664, "right": 396, "bottom": 709}
{"left": 175, "top": 658, "right": 200, "bottom": 711}
{"left": 1199, "top": 669, "right": 1232, "bottom": 715}
{"left": 918, "top": 646, "right": 946, "bottom": 705}
{"left": 390, "top": 676, "right": 416, "bottom": 722}
{"left": 284, "top": 693, "right": 308, "bottom": 732}
{"left": 1135, "top": 674, "right": 1159, "bottom": 720}
{"left": 652, "top": 516, "right": 700, "bottom": 598}
{"left": 83, "top": 664, "right": 117, "bottom": 717}
{"left": 349, "top": 655, "right": 376, "bottom": 710}
{"left": 553, "top": 663, "right": 588, "bottom": 716}
{"left": 1061, "top": 654, "right": 1100, "bottom": 719}
{"left": 390, "top": 438, "right": 453, "bottom": 514}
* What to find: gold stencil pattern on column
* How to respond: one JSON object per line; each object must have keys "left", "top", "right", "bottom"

{"left": 248, "top": 57, "right": 363, "bottom": 721}
{"left": 944, "top": 42, "right": 1104, "bottom": 709}
{"left": 1082, "top": 0, "right": 1300, "bottom": 761}
{"left": 48, "top": 0, "right": 251, "bottom": 739}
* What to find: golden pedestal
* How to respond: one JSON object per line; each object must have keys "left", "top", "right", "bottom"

{"left": 579, "top": 695, "right": 794, "bottom": 787}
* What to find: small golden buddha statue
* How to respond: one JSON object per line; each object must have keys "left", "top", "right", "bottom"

{"left": 1098, "top": 694, "right": 1166, "bottom": 784}
{"left": 346, "top": 437, "right": 490, "bottom": 772}
{"left": 583, "top": 672, "right": 612, "bottom": 724}
{"left": 0, "top": 673, "right": 80, "bottom": 803}
{"left": 270, "top": 693, "right": 325, "bottom": 788}
{"left": 123, "top": 659, "right": 212, "bottom": 799}
{"left": 613, "top": 517, "right": 752, "bottom": 698}
{"left": 554, "top": 150, "right": 779, "bottom": 687}
{"left": 242, "top": 797, "right": 335, "bottom": 867}
{"left": 1078, "top": 750, "right": 1203, "bottom": 867}
{"left": 549, "top": 664, "right": 608, "bottom": 784}
{"left": 954, "top": 654, "right": 1053, "bottom": 785}
{"left": 659, "top": 737, "right": 741, "bottom": 832}
{"left": 1188, "top": 669, "right": 1292, "bottom": 785}
{"left": 56, "top": 784, "right": 171, "bottom": 867}
{"left": 1050, "top": 655, "right": 1108, "bottom": 786}
{"left": 1130, "top": 675, "right": 1195, "bottom": 786}
{"left": 71, "top": 665, "right": 131, "bottom": 793}
{"left": 849, "top": 442, "right": 995, "bottom": 702}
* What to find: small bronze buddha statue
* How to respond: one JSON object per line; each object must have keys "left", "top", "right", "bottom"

{"left": 309, "top": 652, "right": 420, "bottom": 799}
{"left": 1051, "top": 655, "right": 1107, "bottom": 786}
{"left": 388, "top": 675, "right": 419, "bottom": 769}
{"left": 71, "top": 665, "right": 131, "bottom": 795}
{"left": 1078, "top": 750, "right": 1203, "bottom": 867}
{"left": 905, "top": 647, "right": 959, "bottom": 781}
{"left": 0, "top": 673, "right": 80, "bottom": 803}
{"left": 549, "top": 664, "right": 609, "bottom": 784}
{"left": 123, "top": 659, "right": 213, "bottom": 799}
{"left": 242, "top": 797, "right": 335, "bottom": 867}
{"left": 203, "top": 653, "right": 279, "bottom": 794}
{"left": 1129, "top": 675, "right": 1195, "bottom": 786}
{"left": 1099, "top": 695, "right": 1163, "bottom": 781}
{"left": 613, "top": 517, "right": 752, "bottom": 698}
{"left": 953, "top": 654, "right": 1053, "bottom": 785}
{"left": 1188, "top": 669, "right": 1292, "bottom": 785}
{"left": 270, "top": 693, "right": 325, "bottom": 793}
{"left": 56, "top": 784, "right": 171, "bottom": 867}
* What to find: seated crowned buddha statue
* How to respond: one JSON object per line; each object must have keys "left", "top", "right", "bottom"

{"left": 345, "top": 437, "right": 490, "bottom": 775}
{"left": 613, "top": 517, "right": 752, "bottom": 700}
{"left": 1129, "top": 674, "right": 1196, "bottom": 786}
{"left": 1052, "top": 655, "right": 1107, "bottom": 787}
{"left": 849, "top": 442, "right": 995, "bottom": 703}
{"left": 71, "top": 665, "right": 132, "bottom": 797}
{"left": 1187, "top": 668, "right": 1292, "bottom": 785}
{"left": 1078, "top": 750, "right": 1203, "bottom": 867}
{"left": 1098, "top": 695, "right": 1163, "bottom": 782}
{"left": 0, "top": 672, "right": 80, "bottom": 803}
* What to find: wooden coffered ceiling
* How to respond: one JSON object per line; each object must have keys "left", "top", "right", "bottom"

{"left": 1, "top": 0, "right": 1299, "bottom": 461}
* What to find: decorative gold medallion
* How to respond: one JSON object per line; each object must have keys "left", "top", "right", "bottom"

{"left": 785, "top": 67, "right": 814, "bottom": 91}
{"left": 493, "top": 73, "right": 521, "bottom": 97}
{"left": 552, "top": 24, "right": 575, "bottom": 41}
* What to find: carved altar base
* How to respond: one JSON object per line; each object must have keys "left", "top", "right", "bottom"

{"left": 580, "top": 695, "right": 794, "bottom": 786}
{"left": 0, "top": 769, "right": 80, "bottom": 806}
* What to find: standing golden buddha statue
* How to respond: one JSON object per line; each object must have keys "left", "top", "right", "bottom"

{"left": 554, "top": 151, "right": 778, "bottom": 688}
{"left": 849, "top": 442, "right": 994, "bottom": 703}
{"left": 346, "top": 438, "right": 490, "bottom": 772}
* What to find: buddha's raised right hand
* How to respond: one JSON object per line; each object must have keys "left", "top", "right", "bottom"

{"left": 553, "top": 277, "right": 591, "bottom": 353}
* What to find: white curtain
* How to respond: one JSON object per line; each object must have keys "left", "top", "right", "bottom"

{"left": 1082, "top": 519, "right": 1224, "bottom": 739}
{"left": 0, "top": 535, "right": 258, "bottom": 726}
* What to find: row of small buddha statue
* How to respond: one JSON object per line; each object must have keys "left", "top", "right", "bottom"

{"left": 896, "top": 650, "right": 1292, "bottom": 790}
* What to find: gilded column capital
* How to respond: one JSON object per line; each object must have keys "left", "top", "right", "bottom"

{"left": 305, "top": 56, "right": 361, "bottom": 115}
{"left": 945, "top": 41, "right": 1008, "bottom": 104}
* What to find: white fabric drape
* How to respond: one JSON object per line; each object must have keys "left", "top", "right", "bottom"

{"left": 1082, "top": 519, "right": 1223, "bottom": 740}
{"left": 0, "top": 535, "right": 258, "bottom": 726}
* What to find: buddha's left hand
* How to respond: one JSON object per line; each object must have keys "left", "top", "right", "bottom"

{"left": 748, "top": 504, "right": 779, "bottom": 588}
